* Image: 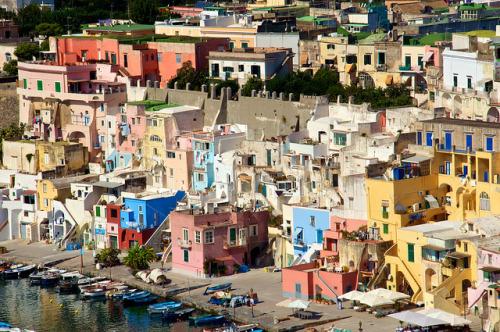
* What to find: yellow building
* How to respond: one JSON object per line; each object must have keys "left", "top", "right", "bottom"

{"left": 37, "top": 141, "right": 88, "bottom": 176}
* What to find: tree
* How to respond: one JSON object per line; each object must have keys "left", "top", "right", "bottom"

{"left": 3, "top": 60, "right": 18, "bottom": 76}
{"left": 171, "top": 60, "right": 208, "bottom": 90}
{"left": 215, "top": 79, "right": 239, "bottom": 99}
{"left": 123, "top": 245, "right": 156, "bottom": 270}
{"left": 14, "top": 43, "right": 40, "bottom": 61}
{"left": 130, "top": 0, "right": 159, "bottom": 24}
{"left": 96, "top": 247, "right": 121, "bottom": 267}
{"left": 40, "top": 40, "right": 49, "bottom": 51}
{"left": 241, "top": 76, "right": 264, "bottom": 96}
{"left": 34, "top": 23, "right": 63, "bottom": 37}
{"left": 17, "top": 4, "right": 42, "bottom": 37}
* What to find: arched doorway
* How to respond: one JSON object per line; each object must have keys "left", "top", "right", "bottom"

{"left": 358, "top": 72, "right": 374, "bottom": 88}
{"left": 487, "top": 107, "right": 499, "bottom": 122}
{"left": 250, "top": 247, "right": 261, "bottom": 266}
{"left": 453, "top": 96, "right": 462, "bottom": 116}
{"left": 68, "top": 131, "right": 86, "bottom": 144}
{"left": 425, "top": 268, "right": 437, "bottom": 291}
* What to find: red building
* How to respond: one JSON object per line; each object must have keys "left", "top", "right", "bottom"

{"left": 106, "top": 203, "right": 121, "bottom": 249}
{"left": 52, "top": 35, "right": 229, "bottom": 86}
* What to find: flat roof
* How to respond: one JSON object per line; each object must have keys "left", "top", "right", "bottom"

{"left": 400, "top": 220, "right": 462, "bottom": 233}
{"left": 92, "top": 181, "right": 122, "bottom": 189}
{"left": 84, "top": 24, "right": 155, "bottom": 32}
{"left": 402, "top": 156, "right": 430, "bottom": 163}
{"left": 420, "top": 118, "right": 500, "bottom": 129}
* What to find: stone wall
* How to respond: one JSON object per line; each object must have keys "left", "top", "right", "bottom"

{"left": 0, "top": 82, "right": 19, "bottom": 129}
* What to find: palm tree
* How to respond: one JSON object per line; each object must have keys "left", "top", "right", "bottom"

{"left": 123, "top": 245, "right": 156, "bottom": 270}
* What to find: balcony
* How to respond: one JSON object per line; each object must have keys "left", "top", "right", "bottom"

{"left": 17, "top": 87, "right": 126, "bottom": 103}
{"left": 399, "top": 65, "right": 411, "bottom": 71}
{"left": 223, "top": 239, "right": 247, "bottom": 250}
{"left": 376, "top": 64, "right": 387, "bottom": 72}
{"left": 178, "top": 238, "right": 192, "bottom": 249}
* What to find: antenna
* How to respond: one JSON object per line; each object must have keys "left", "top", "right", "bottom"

{"left": 110, "top": 3, "right": 114, "bottom": 23}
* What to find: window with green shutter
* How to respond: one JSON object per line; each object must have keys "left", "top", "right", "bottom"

{"left": 408, "top": 244, "right": 415, "bottom": 262}
{"left": 23, "top": 79, "right": 27, "bottom": 89}
{"left": 37, "top": 80, "right": 43, "bottom": 91}
{"left": 484, "top": 271, "right": 490, "bottom": 280}
{"left": 95, "top": 206, "right": 100, "bottom": 217}
{"left": 229, "top": 228, "right": 237, "bottom": 245}
{"left": 383, "top": 224, "right": 388, "bottom": 234}
{"left": 55, "top": 82, "right": 61, "bottom": 92}
{"left": 183, "top": 249, "right": 189, "bottom": 262}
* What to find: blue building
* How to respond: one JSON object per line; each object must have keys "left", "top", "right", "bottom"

{"left": 192, "top": 137, "right": 215, "bottom": 192}
{"left": 120, "top": 191, "right": 185, "bottom": 231}
{"left": 105, "top": 150, "right": 133, "bottom": 172}
{"left": 290, "top": 206, "right": 330, "bottom": 258}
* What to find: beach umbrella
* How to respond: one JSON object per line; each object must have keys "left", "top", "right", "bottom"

{"left": 288, "top": 300, "right": 310, "bottom": 309}
{"left": 276, "top": 298, "right": 294, "bottom": 307}
{"left": 395, "top": 205, "right": 407, "bottom": 211}
{"left": 417, "top": 308, "right": 445, "bottom": 316}
{"left": 388, "top": 311, "right": 449, "bottom": 327}
{"left": 359, "top": 293, "right": 394, "bottom": 307}
{"left": 417, "top": 309, "right": 472, "bottom": 326}
{"left": 338, "top": 290, "right": 365, "bottom": 301}
{"left": 368, "top": 288, "right": 410, "bottom": 301}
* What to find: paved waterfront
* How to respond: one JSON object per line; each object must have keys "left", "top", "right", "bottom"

{"left": 0, "top": 240, "right": 484, "bottom": 331}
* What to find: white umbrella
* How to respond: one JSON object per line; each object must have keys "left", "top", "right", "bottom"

{"left": 388, "top": 311, "right": 449, "bottom": 327}
{"left": 276, "top": 298, "right": 294, "bottom": 307}
{"left": 359, "top": 293, "right": 395, "bottom": 307}
{"left": 338, "top": 290, "right": 365, "bottom": 301}
{"left": 417, "top": 308, "right": 445, "bottom": 316}
{"left": 288, "top": 300, "right": 310, "bottom": 309}
{"left": 418, "top": 309, "right": 472, "bottom": 326}
{"left": 368, "top": 288, "right": 410, "bottom": 301}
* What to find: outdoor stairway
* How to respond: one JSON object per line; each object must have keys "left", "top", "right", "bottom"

{"left": 314, "top": 270, "right": 339, "bottom": 303}
{"left": 426, "top": 267, "right": 471, "bottom": 316}
{"left": 0, "top": 219, "right": 8, "bottom": 239}
{"left": 144, "top": 215, "right": 170, "bottom": 253}
{"left": 384, "top": 244, "right": 422, "bottom": 303}
{"left": 161, "top": 242, "right": 173, "bottom": 264}
{"left": 290, "top": 242, "right": 323, "bottom": 266}
{"left": 468, "top": 288, "right": 487, "bottom": 311}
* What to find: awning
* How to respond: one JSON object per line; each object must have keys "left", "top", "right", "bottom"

{"left": 423, "top": 244, "right": 447, "bottom": 251}
{"left": 488, "top": 284, "right": 500, "bottom": 289}
{"left": 239, "top": 175, "right": 252, "bottom": 182}
{"left": 215, "top": 256, "right": 233, "bottom": 262}
{"left": 382, "top": 200, "right": 389, "bottom": 207}
{"left": 20, "top": 190, "right": 37, "bottom": 196}
{"left": 422, "top": 51, "right": 434, "bottom": 62}
{"left": 424, "top": 195, "right": 439, "bottom": 209}
{"left": 446, "top": 251, "right": 470, "bottom": 259}
{"left": 385, "top": 75, "right": 393, "bottom": 85}
{"left": 402, "top": 156, "right": 430, "bottom": 164}
{"left": 345, "top": 64, "right": 355, "bottom": 73}
{"left": 291, "top": 228, "right": 303, "bottom": 239}
{"left": 300, "top": 53, "right": 308, "bottom": 65}
{"left": 481, "top": 266, "right": 500, "bottom": 273}
{"left": 67, "top": 79, "right": 90, "bottom": 83}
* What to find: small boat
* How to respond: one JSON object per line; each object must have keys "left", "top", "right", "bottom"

{"left": 29, "top": 271, "right": 44, "bottom": 285}
{"left": 147, "top": 302, "right": 182, "bottom": 314}
{"left": 131, "top": 296, "right": 158, "bottom": 305}
{"left": 4, "top": 264, "right": 36, "bottom": 279}
{"left": 122, "top": 292, "right": 150, "bottom": 304}
{"left": 84, "top": 289, "right": 106, "bottom": 297}
{"left": 193, "top": 315, "right": 225, "bottom": 325}
{"left": 203, "top": 323, "right": 260, "bottom": 332}
{"left": 41, "top": 273, "right": 60, "bottom": 286}
{"left": 162, "top": 308, "right": 194, "bottom": 320}
{"left": 122, "top": 290, "right": 148, "bottom": 299}
{"left": 112, "top": 289, "right": 136, "bottom": 299}
{"left": 204, "top": 283, "right": 232, "bottom": 295}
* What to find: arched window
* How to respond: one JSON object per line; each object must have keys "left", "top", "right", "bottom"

{"left": 150, "top": 135, "right": 162, "bottom": 142}
{"left": 5, "top": 53, "right": 11, "bottom": 62}
{"left": 480, "top": 192, "right": 490, "bottom": 211}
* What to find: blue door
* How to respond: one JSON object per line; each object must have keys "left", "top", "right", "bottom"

{"left": 485, "top": 171, "right": 489, "bottom": 182}
{"left": 317, "top": 229, "right": 323, "bottom": 243}
{"left": 417, "top": 132, "right": 422, "bottom": 145}
{"left": 426, "top": 133, "right": 433, "bottom": 146}
{"left": 486, "top": 137, "right": 493, "bottom": 152}
{"left": 445, "top": 133, "right": 452, "bottom": 150}
{"left": 445, "top": 162, "right": 451, "bottom": 175}
{"left": 466, "top": 135, "right": 472, "bottom": 149}
{"left": 463, "top": 165, "right": 468, "bottom": 177}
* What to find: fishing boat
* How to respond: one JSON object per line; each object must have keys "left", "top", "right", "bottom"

{"left": 84, "top": 289, "right": 106, "bottom": 298}
{"left": 4, "top": 264, "right": 36, "bottom": 279}
{"left": 112, "top": 289, "right": 136, "bottom": 299}
{"left": 122, "top": 290, "right": 148, "bottom": 299}
{"left": 130, "top": 296, "right": 158, "bottom": 305}
{"left": 203, "top": 323, "right": 260, "bottom": 332}
{"left": 29, "top": 271, "right": 45, "bottom": 285}
{"left": 193, "top": 315, "right": 225, "bottom": 325}
{"left": 162, "top": 308, "right": 195, "bottom": 320}
{"left": 41, "top": 273, "right": 60, "bottom": 286}
{"left": 147, "top": 302, "right": 182, "bottom": 314}
{"left": 204, "top": 283, "right": 232, "bottom": 295}
{"left": 122, "top": 292, "right": 150, "bottom": 304}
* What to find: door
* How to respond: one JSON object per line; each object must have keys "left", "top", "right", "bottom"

{"left": 295, "top": 282, "right": 302, "bottom": 298}
{"left": 417, "top": 131, "right": 422, "bottom": 145}
{"left": 262, "top": 184, "right": 267, "bottom": 197}
{"left": 445, "top": 133, "right": 452, "bottom": 150}
{"left": 229, "top": 228, "right": 237, "bottom": 245}
{"left": 239, "top": 228, "right": 247, "bottom": 246}
{"left": 426, "top": 132, "right": 433, "bottom": 146}
{"left": 317, "top": 229, "right": 323, "bottom": 243}
{"left": 466, "top": 135, "right": 472, "bottom": 149}
{"left": 486, "top": 137, "right": 493, "bottom": 152}
{"left": 445, "top": 161, "right": 451, "bottom": 175}
{"left": 405, "top": 56, "right": 411, "bottom": 68}
{"left": 211, "top": 64, "right": 219, "bottom": 77}
{"left": 20, "top": 223, "right": 27, "bottom": 239}
{"left": 267, "top": 150, "right": 272, "bottom": 166}
{"left": 463, "top": 165, "right": 468, "bottom": 177}
{"left": 110, "top": 235, "right": 118, "bottom": 249}
{"left": 373, "top": 227, "right": 379, "bottom": 240}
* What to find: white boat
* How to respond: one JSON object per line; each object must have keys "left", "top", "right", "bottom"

{"left": 84, "top": 289, "right": 106, "bottom": 297}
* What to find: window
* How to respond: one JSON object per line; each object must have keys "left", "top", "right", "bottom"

{"left": 480, "top": 192, "right": 490, "bottom": 211}
{"left": 229, "top": 42, "right": 234, "bottom": 49}
{"left": 364, "top": 54, "right": 371, "bottom": 65}
{"left": 105, "top": 52, "right": 109, "bottom": 61}
{"left": 205, "top": 230, "right": 214, "bottom": 244}
{"left": 464, "top": 243, "right": 468, "bottom": 252}
{"left": 484, "top": 270, "right": 490, "bottom": 280}
{"left": 333, "top": 132, "right": 347, "bottom": 146}
{"left": 327, "top": 44, "right": 335, "bottom": 50}
{"left": 312, "top": 181, "right": 316, "bottom": 189}
{"left": 121, "top": 115, "right": 127, "bottom": 122}
{"left": 250, "top": 225, "right": 258, "bottom": 237}
{"left": 37, "top": 80, "right": 43, "bottom": 91}
{"left": 157, "top": 53, "right": 162, "bottom": 62}
{"left": 150, "top": 135, "right": 162, "bottom": 142}
{"left": 124, "top": 54, "right": 128, "bottom": 67}
{"left": 229, "top": 227, "right": 237, "bottom": 245}
{"left": 195, "top": 231, "right": 201, "bottom": 243}
{"left": 241, "top": 42, "right": 248, "bottom": 48}
{"left": 169, "top": 168, "right": 174, "bottom": 176}
{"left": 348, "top": 197, "right": 354, "bottom": 210}
{"left": 182, "top": 228, "right": 189, "bottom": 241}
{"left": 383, "top": 224, "right": 388, "bottom": 234}
{"left": 176, "top": 53, "right": 181, "bottom": 63}
{"left": 310, "top": 216, "right": 316, "bottom": 226}
{"left": 429, "top": 91, "right": 435, "bottom": 101}
{"left": 111, "top": 209, "right": 118, "bottom": 218}
{"left": 408, "top": 243, "right": 415, "bottom": 262}
{"left": 111, "top": 53, "right": 116, "bottom": 64}
{"left": 238, "top": 65, "right": 244, "bottom": 72}
{"left": 5, "top": 53, "right": 11, "bottom": 62}
{"left": 167, "top": 152, "right": 176, "bottom": 158}
{"left": 467, "top": 76, "right": 472, "bottom": 89}
{"left": 55, "top": 81, "right": 61, "bottom": 93}
{"left": 453, "top": 75, "right": 458, "bottom": 87}
{"left": 197, "top": 173, "right": 204, "bottom": 182}
{"left": 23, "top": 78, "right": 27, "bottom": 89}
{"left": 137, "top": 118, "right": 141, "bottom": 125}
{"left": 147, "top": 119, "right": 158, "bottom": 127}
{"left": 43, "top": 184, "right": 47, "bottom": 192}
{"left": 183, "top": 249, "right": 189, "bottom": 262}
{"left": 223, "top": 66, "right": 234, "bottom": 72}
{"left": 24, "top": 211, "right": 29, "bottom": 217}
{"left": 44, "top": 153, "right": 49, "bottom": 164}
{"left": 151, "top": 54, "right": 154, "bottom": 61}
{"left": 43, "top": 198, "right": 48, "bottom": 207}
{"left": 132, "top": 118, "right": 135, "bottom": 125}
{"left": 417, "top": 131, "right": 422, "bottom": 145}
{"left": 138, "top": 205, "right": 143, "bottom": 212}
{"left": 378, "top": 52, "right": 386, "bottom": 65}
{"left": 95, "top": 206, "right": 101, "bottom": 217}
{"left": 489, "top": 254, "right": 493, "bottom": 264}
{"left": 131, "top": 140, "right": 135, "bottom": 147}
{"left": 153, "top": 148, "right": 158, "bottom": 155}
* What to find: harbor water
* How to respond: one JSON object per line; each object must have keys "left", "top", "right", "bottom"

{"left": 0, "top": 277, "right": 202, "bottom": 332}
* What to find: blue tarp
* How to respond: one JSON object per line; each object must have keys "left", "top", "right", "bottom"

{"left": 238, "top": 265, "right": 249, "bottom": 273}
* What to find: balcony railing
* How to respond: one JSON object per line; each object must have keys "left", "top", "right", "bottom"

{"left": 178, "top": 239, "right": 192, "bottom": 249}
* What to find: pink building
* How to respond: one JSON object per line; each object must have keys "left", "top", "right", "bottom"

{"left": 324, "top": 216, "right": 367, "bottom": 256}
{"left": 170, "top": 208, "right": 269, "bottom": 278}
{"left": 115, "top": 104, "right": 147, "bottom": 156}
{"left": 164, "top": 148, "right": 194, "bottom": 192}
{"left": 468, "top": 244, "right": 500, "bottom": 314}
{"left": 53, "top": 36, "right": 229, "bottom": 86}
{"left": 17, "top": 61, "right": 127, "bottom": 162}
{"left": 282, "top": 261, "right": 358, "bottom": 301}
{"left": 168, "top": 6, "right": 204, "bottom": 18}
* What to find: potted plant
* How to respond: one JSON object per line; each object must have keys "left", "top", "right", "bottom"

{"left": 233, "top": 264, "right": 240, "bottom": 274}
{"left": 217, "top": 265, "right": 228, "bottom": 277}
{"left": 0, "top": 246, "right": 7, "bottom": 254}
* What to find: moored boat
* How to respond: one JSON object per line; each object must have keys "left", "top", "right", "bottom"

{"left": 193, "top": 315, "right": 225, "bottom": 325}
{"left": 122, "top": 292, "right": 150, "bottom": 304}
{"left": 29, "top": 271, "right": 44, "bottom": 285}
{"left": 84, "top": 289, "right": 106, "bottom": 298}
{"left": 147, "top": 302, "right": 182, "bottom": 314}
{"left": 122, "top": 290, "right": 148, "bottom": 299}
{"left": 4, "top": 264, "right": 36, "bottom": 279}
{"left": 204, "top": 283, "right": 232, "bottom": 295}
{"left": 162, "top": 308, "right": 195, "bottom": 320}
{"left": 41, "top": 273, "right": 60, "bottom": 287}
{"left": 130, "top": 296, "right": 158, "bottom": 305}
